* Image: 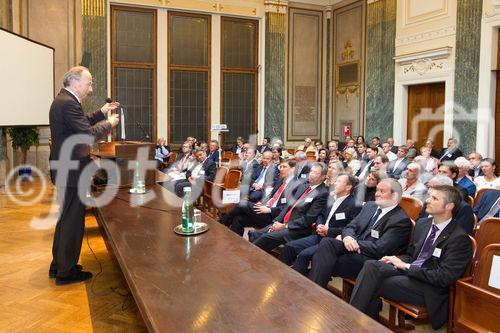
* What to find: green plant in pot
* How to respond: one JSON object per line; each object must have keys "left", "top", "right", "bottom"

{"left": 7, "top": 127, "right": 39, "bottom": 179}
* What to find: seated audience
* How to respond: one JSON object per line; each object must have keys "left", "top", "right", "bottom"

{"left": 154, "top": 137, "right": 171, "bottom": 170}
{"left": 308, "top": 178, "right": 412, "bottom": 288}
{"left": 350, "top": 185, "right": 472, "bottom": 330}
{"left": 387, "top": 137, "right": 398, "bottom": 154}
{"left": 473, "top": 189, "right": 500, "bottom": 223}
{"left": 372, "top": 155, "right": 389, "bottom": 173}
{"left": 414, "top": 146, "right": 439, "bottom": 184}
{"left": 327, "top": 140, "right": 339, "bottom": 152}
{"left": 172, "top": 148, "right": 216, "bottom": 197}
{"left": 248, "top": 151, "right": 279, "bottom": 202}
{"left": 406, "top": 139, "right": 417, "bottom": 157}
{"left": 438, "top": 162, "right": 469, "bottom": 200}
{"left": 398, "top": 163, "right": 427, "bottom": 202}
{"left": 222, "top": 160, "right": 299, "bottom": 236}
{"left": 371, "top": 137, "right": 381, "bottom": 148}
{"left": 343, "top": 138, "right": 356, "bottom": 151}
{"left": 355, "top": 171, "right": 384, "bottom": 204}
{"left": 172, "top": 141, "right": 193, "bottom": 173}
{"left": 388, "top": 145, "right": 409, "bottom": 179}
{"left": 424, "top": 138, "right": 440, "bottom": 159}
{"left": 382, "top": 142, "right": 397, "bottom": 161}
{"left": 325, "top": 160, "right": 345, "bottom": 188}
{"left": 257, "top": 137, "right": 271, "bottom": 154}
{"left": 229, "top": 136, "right": 245, "bottom": 155}
{"left": 344, "top": 147, "right": 360, "bottom": 176}
{"left": 474, "top": 158, "right": 500, "bottom": 190}
{"left": 356, "top": 135, "right": 366, "bottom": 146}
{"left": 439, "top": 137, "right": 463, "bottom": 161}
{"left": 455, "top": 157, "right": 476, "bottom": 197}
{"left": 270, "top": 147, "right": 283, "bottom": 166}
{"left": 356, "top": 143, "right": 368, "bottom": 162}
{"left": 317, "top": 148, "right": 328, "bottom": 164}
{"left": 207, "top": 140, "right": 220, "bottom": 163}
{"left": 356, "top": 145, "right": 378, "bottom": 179}
{"left": 279, "top": 174, "right": 361, "bottom": 274}
{"left": 249, "top": 162, "right": 329, "bottom": 252}
{"left": 294, "top": 151, "right": 311, "bottom": 181}
{"left": 467, "top": 152, "right": 483, "bottom": 178}
{"left": 296, "top": 137, "right": 316, "bottom": 153}
{"left": 418, "top": 175, "right": 475, "bottom": 235}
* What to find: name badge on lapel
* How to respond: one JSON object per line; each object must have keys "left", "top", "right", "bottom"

{"left": 447, "top": 154, "right": 452, "bottom": 158}
{"left": 335, "top": 212, "right": 346, "bottom": 220}
{"left": 432, "top": 248, "right": 442, "bottom": 258}
{"left": 280, "top": 198, "right": 286, "bottom": 204}
{"left": 199, "top": 170, "right": 205, "bottom": 175}
{"left": 371, "top": 229, "right": 379, "bottom": 239}
{"left": 301, "top": 174, "right": 307, "bottom": 179}
{"left": 304, "top": 197, "right": 313, "bottom": 203}
{"left": 265, "top": 187, "right": 273, "bottom": 197}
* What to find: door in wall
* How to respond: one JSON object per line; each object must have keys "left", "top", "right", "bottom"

{"left": 407, "top": 82, "right": 445, "bottom": 151}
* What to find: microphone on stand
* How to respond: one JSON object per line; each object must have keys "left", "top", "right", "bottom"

{"left": 105, "top": 97, "right": 126, "bottom": 141}
{"left": 136, "top": 121, "right": 150, "bottom": 142}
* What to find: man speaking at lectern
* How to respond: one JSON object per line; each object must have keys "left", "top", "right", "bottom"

{"left": 49, "top": 66, "right": 120, "bottom": 285}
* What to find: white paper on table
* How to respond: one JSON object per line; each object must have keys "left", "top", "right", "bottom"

{"left": 168, "top": 172, "right": 186, "bottom": 181}
{"left": 222, "top": 190, "right": 240, "bottom": 204}
{"left": 488, "top": 255, "right": 500, "bottom": 290}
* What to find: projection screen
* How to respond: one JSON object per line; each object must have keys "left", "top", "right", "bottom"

{"left": 0, "top": 28, "right": 54, "bottom": 126}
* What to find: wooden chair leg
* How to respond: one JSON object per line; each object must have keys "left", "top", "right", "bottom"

{"left": 342, "top": 280, "right": 354, "bottom": 302}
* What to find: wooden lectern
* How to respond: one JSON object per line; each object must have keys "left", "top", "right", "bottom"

{"left": 92, "top": 141, "right": 156, "bottom": 187}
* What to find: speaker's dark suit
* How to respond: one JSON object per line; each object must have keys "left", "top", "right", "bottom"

{"left": 388, "top": 158, "right": 409, "bottom": 179}
{"left": 419, "top": 201, "right": 474, "bottom": 235}
{"left": 250, "top": 183, "right": 329, "bottom": 252}
{"left": 49, "top": 88, "right": 112, "bottom": 277}
{"left": 308, "top": 202, "right": 412, "bottom": 288}
{"left": 279, "top": 194, "right": 362, "bottom": 274}
{"left": 223, "top": 177, "right": 301, "bottom": 236}
{"left": 173, "top": 158, "right": 216, "bottom": 197}
{"left": 350, "top": 218, "right": 472, "bottom": 330}
{"left": 473, "top": 189, "right": 500, "bottom": 221}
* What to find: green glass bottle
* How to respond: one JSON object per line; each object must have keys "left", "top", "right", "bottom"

{"left": 181, "top": 187, "right": 194, "bottom": 233}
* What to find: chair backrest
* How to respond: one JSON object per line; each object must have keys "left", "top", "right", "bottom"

{"left": 221, "top": 151, "right": 233, "bottom": 161}
{"left": 213, "top": 166, "right": 229, "bottom": 186}
{"left": 399, "top": 196, "right": 423, "bottom": 221}
{"left": 230, "top": 152, "right": 240, "bottom": 161}
{"left": 474, "top": 187, "right": 497, "bottom": 208}
{"left": 472, "top": 243, "right": 500, "bottom": 294}
{"left": 224, "top": 169, "right": 242, "bottom": 189}
{"left": 464, "top": 235, "right": 478, "bottom": 277}
{"left": 287, "top": 148, "right": 296, "bottom": 155}
{"left": 465, "top": 195, "right": 474, "bottom": 207}
{"left": 473, "top": 217, "right": 500, "bottom": 273}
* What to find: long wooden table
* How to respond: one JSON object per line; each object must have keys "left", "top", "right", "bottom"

{"left": 94, "top": 184, "right": 390, "bottom": 332}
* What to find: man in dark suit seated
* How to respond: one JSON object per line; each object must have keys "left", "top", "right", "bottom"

{"left": 438, "top": 161, "right": 469, "bottom": 200}
{"left": 418, "top": 175, "right": 475, "bottom": 235}
{"left": 173, "top": 148, "right": 216, "bottom": 197}
{"left": 173, "top": 141, "right": 193, "bottom": 173}
{"left": 387, "top": 145, "right": 409, "bottom": 179}
{"left": 473, "top": 189, "right": 500, "bottom": 223}
{"left": 307, "top": 178, "right": 412, "bottom": 288}
{"left": 206, "top": 140, "right": 220, "bottom": 164}
{"left": 294, "top": 151, "right": 311, "bottom": 182}
{"left": 257, "top": 137, "right": 272, "bottom": 155}
{"left": 249, "top": 162, "right": 329, "bottom": 252}
{"left": 222, "top": 160, "right": 300, "bottom": 236}
{"left": 248, "top": 151, "right": 279, "bottom": 202}
{"left": 468, "top": 152, "right": 483, "bottom": 178}
{"left": 279, "top": 174, "right": 362, "bottom": 274}
{"left": 439, "top": 137, "right": 463, "bottom": 162}
{"left": 228, "top": 136, "right": 245, "bottom": 155}
{"left": 455, "top": 157, "right": 476, "bottom": 197}
{"left": 350, "top": 185, "right": 472, "bottom": 330}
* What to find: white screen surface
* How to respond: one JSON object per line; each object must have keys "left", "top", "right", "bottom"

{"left": 0, "top": 28, "right": 54, "bottom": 126}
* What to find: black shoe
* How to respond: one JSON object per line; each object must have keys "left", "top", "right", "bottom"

{"left": 49, "top": 264, "right": 83, "bottom": 278}
{"left": 55, "top": 270, "right": 93, "bottom": 286}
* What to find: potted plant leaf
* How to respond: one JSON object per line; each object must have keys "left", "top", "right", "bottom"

{"left": 7, "top": 127, "right": 39, "bottom": 179}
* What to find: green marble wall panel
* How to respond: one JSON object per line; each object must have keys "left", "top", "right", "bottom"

{"left": 453, "top": 0, "right": 482, "bottom": 154}
{"left": 365, "top": 0, "right": 396, "bottom": 142}
{"left": 264, "top": 12, "right": 286, "bottom": 141}
{"left": 81, "top": 0, "right": 107, "bottom": 114}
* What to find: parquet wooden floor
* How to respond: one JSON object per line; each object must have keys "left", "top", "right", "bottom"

{"left": 0, "top": 178, "right": 146, "bottom": 332}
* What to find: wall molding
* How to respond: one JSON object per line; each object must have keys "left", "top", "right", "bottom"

{"left": 394, "top": 46, "right": 452, "bottom": 64}
{"left": 395, "top": 25, "right": 456, "bottom": 47}
{"left": 484, "top": 0, "right": 500, "bottom": 18}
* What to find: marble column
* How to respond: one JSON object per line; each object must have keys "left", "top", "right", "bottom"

{"left": 453, "top": 0, "right": 483, "bottom": 154}
{"left": 364, "top": 0, "right": 396, "bottom": 141}
{"left": 264, "top": 1, "right": 287, "bottom": 141}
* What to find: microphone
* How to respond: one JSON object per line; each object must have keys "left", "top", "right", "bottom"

{"left": 136, "top": 121, "right": 150, "bottom": 141}
{"left": 105, "top": 97, "right": 112, "bottom": 103}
